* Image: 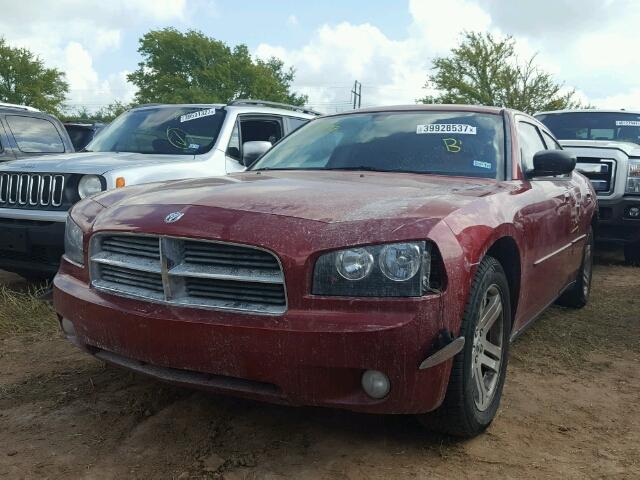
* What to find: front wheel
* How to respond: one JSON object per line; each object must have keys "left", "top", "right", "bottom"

{"left": 418, "top": 256, "right": 511, "bottom": 438}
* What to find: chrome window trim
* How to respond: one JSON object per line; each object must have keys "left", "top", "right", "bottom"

{"left": 89, "top": 232, "right": 288, "bottom": 316}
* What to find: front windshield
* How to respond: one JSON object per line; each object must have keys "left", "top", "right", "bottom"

{"left": 537, "top": 112, "right": 640, "bottom": 144}
{"left": 86, "top": 106, "right": 226, "bottom": 155}
{"left": 251, "top": 111, "right": 505, "bottom": 179}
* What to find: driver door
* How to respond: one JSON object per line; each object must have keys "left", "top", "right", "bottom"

{"left": 514, "top": 120, "right": 575, "bottom": 332}
{"left": 225, "top": 115, "right": 284, "bottom": 172}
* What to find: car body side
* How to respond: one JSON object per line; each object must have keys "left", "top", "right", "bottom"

{"left": 53, "top": 106, "right": 597, "bottom": 415}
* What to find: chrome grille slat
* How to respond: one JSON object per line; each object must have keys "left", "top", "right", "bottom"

{"left": 0, "top": 172, "right": 66, "bottom": 208}
{"left": 576, "top": 158, "right": 616, "bottom": 195}
{"left": 90, "top": 234, "right": 287, "bottom": 315}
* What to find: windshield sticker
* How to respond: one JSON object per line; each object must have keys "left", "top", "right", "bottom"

{"left": 473, "top": 160, "right": 492, "bottom": 169}
{"left": 188, "top": 143, "right": 199, "bottom": 149}
{"left": 180, "top": 108, "right": 217, "bottom": 123}
{"left": 615, "top": 120, "right": 640, "bottom": 127}
{"left": 442, "top": 138, "right": 462, "bottom": 153}
{"left": 417, "top": 124, "right": 477, "bottom": 135}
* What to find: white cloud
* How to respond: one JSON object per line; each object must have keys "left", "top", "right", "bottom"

{"left": 0, "top": 0, "right": 188, "bottom": 111}
{"left": 255, "top": 0, "right": 640, "bottom": 113}
{"left": 287, "top": 14, "right": 299, "bottom": 26}
{"left": 256, "top": 0, "right": 495, "bottom": 112}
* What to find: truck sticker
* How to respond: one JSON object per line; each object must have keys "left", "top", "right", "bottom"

{"left": 188, "top": 143, "right": 200, "bottom": 149}
{"left": 615, "top": 120, "right": 640, "bottom": 127}
{"left": 180, "top": 108, "right": 217, "bottom": 123}
{"left": 417, "top": 124, "right": 477, "bottom": 135}
{"left": 473, "top": 160, "right": 492, "bottom": 169}
{"left": 442, "top": 138, "right": 462, "bottom": 153}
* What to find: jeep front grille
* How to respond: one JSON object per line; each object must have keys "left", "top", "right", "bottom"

{"left": 90, "top": 234, "right": 287, "bottom": 314}
{"left": 0, "top": 173, "right": 66, "bottom": 208}
{"left": 576, "top": 158, "right": 616, "bottom": 195}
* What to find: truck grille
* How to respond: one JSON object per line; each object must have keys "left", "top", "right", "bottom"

{"left": 0, "top": 173, "right": 66, "bottom": 208}
{"left": 90, "top": 234, "right": 287, "bottom": 314}
{"left": 575, "top": 158, "right": 616, "bottom": 195}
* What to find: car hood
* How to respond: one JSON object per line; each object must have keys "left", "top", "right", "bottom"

{"left": 93, "top": 170, "right": 504, "bottom": 226}
{"left": 0, "top": 151, "right": 194, "bottom": 175}
{"left": 559, "top": 139, "right": 640, "bottom": 156}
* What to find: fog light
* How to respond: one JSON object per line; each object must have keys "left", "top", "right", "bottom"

{"left": 361, "top": 370, "right": 390, "bottom": 399}
{"left": 628, "top": 206, "right": 640, "bottom": 218}
{"left": 61, "top": 318, "right": 76, "bottom": 337}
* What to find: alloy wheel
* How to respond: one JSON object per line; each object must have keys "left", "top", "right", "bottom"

{"left": 471, "top": 284, "right": 504, "bottom": 412}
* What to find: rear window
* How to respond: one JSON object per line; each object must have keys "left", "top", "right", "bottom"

{"left": 6, "top": 115, "right": 65, "bottom": 153}
{"left": 537, "top": 112, "right": 640, "bottom": 144}
{"left": 65, "top": 125, "right": 96, "bottom": 151}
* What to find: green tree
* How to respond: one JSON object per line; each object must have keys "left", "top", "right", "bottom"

{"left": 128, "top": 28, "right": 307, "bottom": 106}
{"left": 419, "top": 32, "right": 584, "bottom": 114}
{"left": 63, "top": 101, "right": 131, "bottom": 123}
{"left": 0, "top": 37, "right": 69, "bottom": 114}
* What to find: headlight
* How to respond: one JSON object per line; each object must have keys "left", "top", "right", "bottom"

{"left": 313, "top": 241, "right": 437, "bottom": 297}
{"left": 336, "top": 248, "right": 374, "bottom": 280}
{"left": 64, "top": 216, "right": 84, "bottom": 266}
{"left": 78, "top": 175, "right": 104, "bottom": 199}
{"left": 627, "top": 159, "right": 640, "bottom": 194}
{"left": 379, "top": 243, "right": 422, "bottom": 281}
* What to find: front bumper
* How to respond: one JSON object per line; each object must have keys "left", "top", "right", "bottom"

{"left": 0, "top": 216, "right": 66, "bottom": 276}
{"left": 596, "top": 196, "right": 640, "bottom": 244}
{"left": 53, "top": 263, "right": 453, "bottom": 415}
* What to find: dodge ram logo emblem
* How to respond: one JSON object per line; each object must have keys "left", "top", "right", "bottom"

{"left": 164, "top": 212, "right": 184, "bottom": 223}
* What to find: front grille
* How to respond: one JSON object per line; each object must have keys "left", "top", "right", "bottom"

{"left": 576, "top": 158, "right": 616, "bottom": 195}
{"left": 0, "top": 173, "right": 66, "bottom": 208}
{"left": 90, "top": 234, "right": 286, "bottom": 314}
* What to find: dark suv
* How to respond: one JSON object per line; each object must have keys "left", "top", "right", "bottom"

{"left": 63, "top": 122, "right": 105, "bottom": 151}
{"left": 0, "top": 103, "right": 74, "bottom": 161}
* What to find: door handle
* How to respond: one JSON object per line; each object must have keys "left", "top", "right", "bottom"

{"left": 563, "top": 191, "right": 571, "bottom": 201}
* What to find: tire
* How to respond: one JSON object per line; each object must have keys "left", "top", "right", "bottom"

{"left": 557, "top": 227, "right": 594, "bottom": 309}
{"left": 418, "top": 256, "right": 511, "bottom": 438}
{"left": 624, "top": 241, "right": 640, "bottom": 267}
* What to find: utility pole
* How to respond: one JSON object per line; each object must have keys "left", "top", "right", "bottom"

{"left": 351, "top": 80, "right": 362, "bottom": 109}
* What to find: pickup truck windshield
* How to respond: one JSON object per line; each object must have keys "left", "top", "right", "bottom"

{"left": 86, "top": 106, "right": 226, "bottom": 155}
{"left": 537, "top": 112, "right": 640, "bottom": 144}
{"left": 251, "top": 111, "right": 504, "bottom": 179}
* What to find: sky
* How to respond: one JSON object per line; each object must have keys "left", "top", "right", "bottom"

{"left": 1, "top": 0, "right": 639, "bottom": 114}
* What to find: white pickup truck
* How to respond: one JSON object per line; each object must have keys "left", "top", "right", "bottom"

{"left": 536, "top": 109, "right": 640, "bottom": 265}
{"left": 0, "top": 100, "right": 318, "bottom": 279}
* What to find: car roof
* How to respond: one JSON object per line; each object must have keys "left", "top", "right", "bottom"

{"left": 536, "top": 109, "right": 640, "bottom": 116}
{"left": 131, "top": 102, "right": 318, "bottom": 118}
{"left": 0, "top": 102, "right": 40, "bottom": 112}
{"left": 323, "top": 104, "right": 507, "bottom": 118}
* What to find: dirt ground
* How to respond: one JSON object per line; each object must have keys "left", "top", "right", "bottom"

{"left": 0, "top": 251, "right": 639, "bottom": 480}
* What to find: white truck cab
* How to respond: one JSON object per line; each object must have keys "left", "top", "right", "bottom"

{"left": 536, "top": 109, "right": 640, "bottom": 265}
{"left": 0, "top": 100, "right": 318, "bottom": 278}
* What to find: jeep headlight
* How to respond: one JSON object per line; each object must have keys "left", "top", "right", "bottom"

{"left": 313, "top": 241, "right": 436, "bottom": 297}
{"left": 64, "top": 216, "right": 85, "bottom": 266}
{"left": 78, "top": 174, "right": 104, "bottom": 199}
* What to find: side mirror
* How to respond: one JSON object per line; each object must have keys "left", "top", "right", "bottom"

{"left": 528, "top": 150, "right": 576, "bottom": 178}
{"left": 241, "top": 141, "right": 272, "bottom": 166}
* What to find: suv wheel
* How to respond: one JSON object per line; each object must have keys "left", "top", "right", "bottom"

{"left": 418, "top": 256, "right": 511, "bottom": 438}
{"left": 557, "top": 226, "right": 593, "bottom": 308}
{"left": 624, "top": 241, "right": 640, "bottom": 267}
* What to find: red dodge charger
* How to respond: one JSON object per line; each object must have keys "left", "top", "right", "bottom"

{"left": 54, "top": 105, "right": 596, "bottom": 437}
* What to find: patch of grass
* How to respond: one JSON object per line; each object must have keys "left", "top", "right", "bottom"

{"left": 0, "top": 285, "right": 58, "bottom": 337}
{"left": 512, "top": 263, "right": 640, "bottom": 373}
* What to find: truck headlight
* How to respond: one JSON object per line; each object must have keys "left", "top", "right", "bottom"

{"left": 313, "top": 241, "right": 436, "bottom": 297}
{"left": 64, "top": 216, "right": 85, "bottom": 266}
{"left": 626, "top": 159, "right": 640, "bottom": 194}
{"left": 78, "top": 175, "right": 104, "bottom": 199}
